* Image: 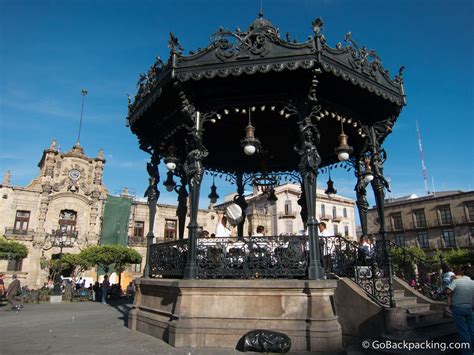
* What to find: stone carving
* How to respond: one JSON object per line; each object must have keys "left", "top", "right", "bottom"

{"left": 183, "top": 131, "right": 208, "bottom": 188}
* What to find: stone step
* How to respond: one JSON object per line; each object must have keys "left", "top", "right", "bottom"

{"left": 407, "top": 310, "right": 444, "bottom": 326}
{"left": 394, "top": 296, "right": 418, "bottom": 307}
{"left": 393, "top": 289, "right": 405, "bottom": 297}
{"left": 406, "top": 304, "right": 431, "bottom": 313}
{"left": 382, "top": 321, "right": 457, "bottom": 342}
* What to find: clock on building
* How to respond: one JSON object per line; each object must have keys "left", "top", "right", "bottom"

{"left": 68, "top": 169, "right": 81, "bottom": 181}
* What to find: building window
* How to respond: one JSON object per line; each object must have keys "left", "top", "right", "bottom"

{"left": 7, "top": 258, "right": 23, "bottom": 272}
{"left": 438, "top": 205, "right": 453, "bottom": 225}
{"left": 14, "top": 210, "right": 30, "bottom": 234}
{"left": 344, "top": 225, "right": 349, "bottom": 237}
{"left": 333, "top": 224, "right": 339, "bottom": 236}
{"left": 391, "top": 213, "right": 403, "bottom": 231}
{"left": 133, "top": 221, "right": 144, "bottom": 238}
{"left": 131, "top": 263, "right": 141, "bottom": 273}
{"left": 467, "top": 203, "right": 474, "bottom": 222}
{"left": 321, "top": 204, "right": 325, "bottom": 216}
{"left": 284, "top": 200, "right": 292, "bottom": 216}
{"left": 395, "top": 234, "right": 405, "bottom": 247}
{"left": 285, "top": 221, "right": 293, "bottom": 234}
{"left": 413, "top": 209, "right": 426, "bottom": 228}
{"left": 343, "top": 208, "right": 347, "bottom": 218}
{"left": 164, "top": 219, "right": 177, "bottom": 240}
{"left": 417, "top": 231, "right": 429, "bottom": 249}
{"left": 442, "top": 229, "right": 456, "bottom": 248}
{"left": 333, "top": 206, "right": 337, "bottom": 219}
{"left": 59, "top": 210, "right": 77, "bottom": 237}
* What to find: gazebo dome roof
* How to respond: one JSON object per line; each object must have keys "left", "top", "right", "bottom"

{"left": 248, "top": 11, "right": 278, "bottom": 34}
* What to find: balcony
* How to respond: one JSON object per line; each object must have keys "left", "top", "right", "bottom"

{"left": 4, "top": 227, "right": 35, "bottom": 241}
{"left": 319, "top": 214, "right": 333, "bottom": 221}
{"left": 332, "top": 215, "right": 343, "bottom": 222}
{"left": 278, "top": 211, "right": 297, "bottom": 219}
{"left": 129, "top": 236, "right": 146, "bottom": 246}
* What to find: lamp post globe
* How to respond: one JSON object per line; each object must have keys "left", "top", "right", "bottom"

{"left": 337, "top": 151, "right": 350, "bottom": 161}
{"left": 244, "top": 144, "right": 256, "bottom": 155}
{"left": 166, "top": 161, "right": 176, "bottom": 171}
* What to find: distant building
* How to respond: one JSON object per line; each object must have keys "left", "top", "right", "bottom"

{"left": 216, "top": 183, "right": 357, "bottom": 239}
{"left": 366, "top": 191, "right": 474, "bottom": 250}
{"left": 0, "top": 140, "right": 216, "bottom": 288}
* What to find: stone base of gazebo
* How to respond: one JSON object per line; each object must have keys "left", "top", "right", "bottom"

{"left": 128, "top": 278, "right": 342, "bottom": 352}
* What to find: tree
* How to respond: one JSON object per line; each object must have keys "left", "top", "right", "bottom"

{"left": 442, "top": 248, "right": 474, "bottom": 266}
{"left": 79, "top": 245, "right": 142, "bottom": 287}
{"left": 0, "top": 236, "right": 28, "bottom": 260}
{"left": 390, "top": 246, "right": 428, "bottom": 280}
{"left": 46, "top": 253, "right": 92, "bottom": 282}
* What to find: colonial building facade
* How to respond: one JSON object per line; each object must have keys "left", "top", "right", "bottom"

{"left": 218, "top": 183, "right": 357, "bottom": 240}
{"left": 366, "top": 191, "right": 474, "bottom": 250}
{"left": 0, "top": 141, "right": 219, "bottom": 287}
{"left": 1, "top": 141, "right": 357, "bottom": 288}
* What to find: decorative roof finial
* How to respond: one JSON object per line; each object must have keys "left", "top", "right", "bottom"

{"left": 259, "top": 0, "right": 264, "bottom": 18}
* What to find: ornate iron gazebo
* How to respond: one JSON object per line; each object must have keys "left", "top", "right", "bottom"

{"left": 127, "top": 12, "right": 406, "bottom": 296}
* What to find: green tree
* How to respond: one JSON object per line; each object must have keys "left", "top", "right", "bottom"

{"left": 45, "top": 253, "right": 92, "bottom": 282}
{"left": 442, "top": 248, "right": 474, "bottom": 266}
{"left": 0, "top": 236, "right": 28, "bottom": 260}
{"left": 390, "top": 246, "right": 428, "bottom": 280}
{"left": 79, "top": 245, "right": 142, "bottom": 287}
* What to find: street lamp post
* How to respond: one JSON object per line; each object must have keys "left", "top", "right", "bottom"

{"left": 42, "top": 229, "right": 78, "bottom": 295}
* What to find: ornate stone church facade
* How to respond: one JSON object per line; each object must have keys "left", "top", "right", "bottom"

{"left": 0, "top": 141, "right": 108, "bottom": 287}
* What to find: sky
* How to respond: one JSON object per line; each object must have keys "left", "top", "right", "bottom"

{"left": 1, "top": 0, "right": 473, "bottom": 210}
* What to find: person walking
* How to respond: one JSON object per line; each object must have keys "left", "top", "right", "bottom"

{"left": 0, "top": 273, "right": 5, "bottom": 299}
{"left": 5, "top": 274, "right": 21, "bottom": 311}
{"left": 101, "top": 275, "right": 110, "bottom": 305}
{"left": 446, "top": 266, "right": 474, "bottom": 355}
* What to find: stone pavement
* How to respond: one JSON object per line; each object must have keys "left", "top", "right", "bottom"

{"left": 0, "top": 301, "right": 350, "bottom": 355}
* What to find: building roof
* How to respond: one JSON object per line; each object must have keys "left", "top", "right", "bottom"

{"left": 370, "top": 190, "right": 472, "bottom": 210}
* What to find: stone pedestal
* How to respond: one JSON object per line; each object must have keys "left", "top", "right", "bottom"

{"left": 128, "top": 279, "right": 342, "bottom": 352}
{"left": 50, "top": 295, "right": 62, "bottom": 304}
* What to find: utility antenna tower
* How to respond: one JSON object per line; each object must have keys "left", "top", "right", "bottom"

{"left": 416, "top": 120, "right": 429, "bottom": 195}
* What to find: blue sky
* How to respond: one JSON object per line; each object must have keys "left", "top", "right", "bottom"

{"left": 1, "top": 0, "right": 473, "bottom": 209}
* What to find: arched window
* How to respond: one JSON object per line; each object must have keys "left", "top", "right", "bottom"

{"left": 59, "top": 210, "right": 77, "bottom": 237}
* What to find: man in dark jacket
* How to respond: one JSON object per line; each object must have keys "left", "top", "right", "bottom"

{"left": 6, "top": 274, "right": 21, "bottom": 311}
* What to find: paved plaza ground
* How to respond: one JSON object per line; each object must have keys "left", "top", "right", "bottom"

{"left": 0, "top": 301, "right": 352, "bottom": 355}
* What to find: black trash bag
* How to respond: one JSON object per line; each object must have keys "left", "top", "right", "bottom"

{"left": 239, "top": 329, "right": 291, "bottom": 353}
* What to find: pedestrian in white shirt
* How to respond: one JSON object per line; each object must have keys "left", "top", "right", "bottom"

{"left": 215, "top": 214, "right": 232, "bottom": 238}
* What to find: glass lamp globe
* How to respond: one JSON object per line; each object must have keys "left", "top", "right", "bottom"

{"left": 165, "top": 185, "right": 174, "bottom": 192}
{"left": 337, "top": 151, "right": 350, "bottom": 161}
{"left": 364, "top": 173, "right": 374, "bottom": 183}
{"left": 166, "top": 162, "right": 176, "bottom": 171}
{"left": 244, "top": 144, "right": 256, "bottom": 155}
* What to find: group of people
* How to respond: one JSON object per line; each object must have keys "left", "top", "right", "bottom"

{"left": 91, "top": 276, "right": 135, "bottom": 304}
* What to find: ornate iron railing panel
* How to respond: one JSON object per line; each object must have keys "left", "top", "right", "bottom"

{"left": 320, "top": 236, "right": 392, "bottom": 307}
{"left": 149, "top": 240, "right": 188, "bottom": 278}
{"left": 197, "top": 236, "right": 309, "bottom": 279}
{"left": 148, "top": 236, "right": 309, "bottom": 279}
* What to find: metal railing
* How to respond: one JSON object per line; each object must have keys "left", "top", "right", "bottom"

{"left": 147, "top": 235, "right": 447, "bottom": 306}
{"left": 149, "top": 236, "right": 309, "bottom": 279}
